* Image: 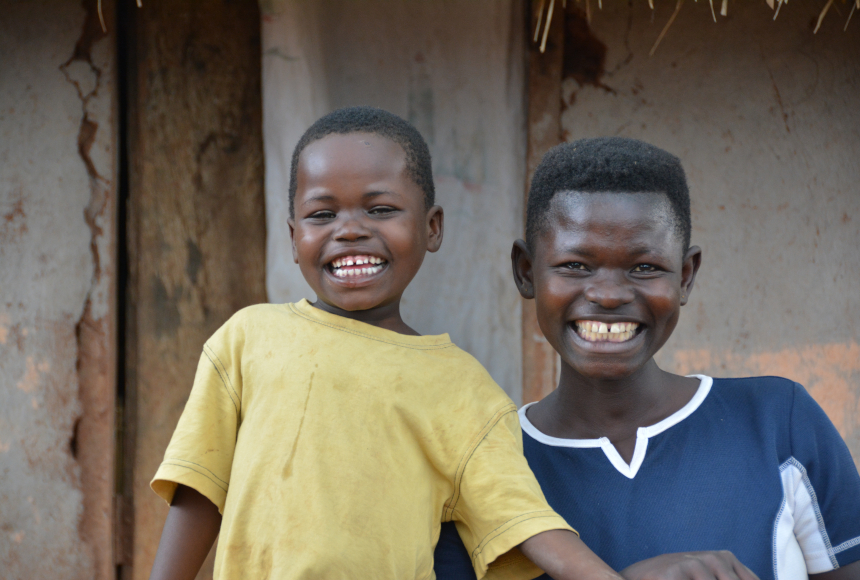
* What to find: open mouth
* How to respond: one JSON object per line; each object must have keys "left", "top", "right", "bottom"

{"left": 328, "top": 254, "right": 387, "bottom": 279}
{"left": 574, "top": 320, "right": 640, "bottom": 343}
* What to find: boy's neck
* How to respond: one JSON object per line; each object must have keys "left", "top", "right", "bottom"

{"left": 531, "top": 360, "right": 699, "bottom": 443}
{"left": 310, "top": 298, "right": 420, "bottom": 336}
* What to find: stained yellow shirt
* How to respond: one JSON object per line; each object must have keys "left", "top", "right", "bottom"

{"left": 152, "top": 300, "right": 573, "bottom": 580}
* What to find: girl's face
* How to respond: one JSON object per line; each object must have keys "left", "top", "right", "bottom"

{"left": 515, "top": 191, "right": 701, "bottom": 381}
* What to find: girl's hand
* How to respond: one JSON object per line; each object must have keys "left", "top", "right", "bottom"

{"left": 620, "top": 551, "right": 760, "bottom": 580}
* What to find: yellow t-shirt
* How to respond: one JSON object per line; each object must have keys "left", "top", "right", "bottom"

{"left": 151, "top": 300, "right": 573, "bottom": 580}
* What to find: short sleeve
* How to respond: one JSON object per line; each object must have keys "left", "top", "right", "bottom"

{"left": 445, "top": 406, "right": 575, "bottom": 580}
{"left": 150, "top": 323, "right": 244, "bottom": 514}
{"left": 788, "top": 382, "right": 860, "bottom": 571}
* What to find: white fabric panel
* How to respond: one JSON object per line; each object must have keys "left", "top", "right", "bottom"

{"left": 261, "top": 0, "right": 526, "bottom": 401}
{"left": 775, "top": 459, "right": 836, "bottom": 577}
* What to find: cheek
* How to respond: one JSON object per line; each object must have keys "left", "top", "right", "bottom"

{"left": 644, "top": 285, "right": 682, "bottom": 326}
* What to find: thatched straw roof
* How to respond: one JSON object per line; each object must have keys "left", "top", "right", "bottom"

{"left": 533, "top": 0, "right": 858, "bottom": 56}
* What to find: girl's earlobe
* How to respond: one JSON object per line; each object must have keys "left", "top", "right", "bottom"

{"left": 511, "top": 239, "right": 536, "bottom": 300}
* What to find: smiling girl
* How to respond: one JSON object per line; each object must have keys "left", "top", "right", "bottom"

{"left": 435, "top": 137, "right": 860, "bottom": 580}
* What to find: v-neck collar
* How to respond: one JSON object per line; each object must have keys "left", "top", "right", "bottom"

{"left": 519, "top": 375, "right": 713, "bottom": 479}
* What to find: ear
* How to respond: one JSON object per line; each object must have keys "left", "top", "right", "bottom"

{"left": 680, "top": 245, "right": 702, "bottom": 306}
{"left": 288, "top": 219, "right": 299, "bottom": 264}
{"left": 511, "top": 239, "right": 535, "bottom": 299}
{"left": 425, "top": 205, "right": 444, "bottom": 253}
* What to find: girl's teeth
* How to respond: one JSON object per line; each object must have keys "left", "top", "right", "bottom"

{"left": 575, "top": 320, "right": 640, "bottom": 343}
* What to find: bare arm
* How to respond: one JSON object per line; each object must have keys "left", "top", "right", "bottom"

{"left": 520, "top": 534, "right": 763, "bottom": 580}
{"left": 519, "top": 529, "right": 624, "bottom": 580}
{"left": 148, "top": 484, "right": 222, "bottom": 580}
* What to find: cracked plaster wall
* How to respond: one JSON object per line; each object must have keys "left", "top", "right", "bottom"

{"left": 561, "top": 2, "right": 860, "bottom": 465}
{"left": 0, "top": 1, "right": 116, "bottom": 578}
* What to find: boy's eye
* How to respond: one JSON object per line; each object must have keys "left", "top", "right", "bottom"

{"left": 308, "top": 210, "right": 336, "bottom": 220}
{"left": 368, "top": 206, "right": 396, "bottom": 215}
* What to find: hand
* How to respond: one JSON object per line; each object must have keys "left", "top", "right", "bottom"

{"left": 620, "top": 551, "right": 760, "bottom": 580}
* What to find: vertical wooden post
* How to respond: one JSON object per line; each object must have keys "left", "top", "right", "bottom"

{"left": 523, "top": 0, "right": 565, "bottom": 404}
{"left": 123, "top": 2, "right": 267, "bottom": 579}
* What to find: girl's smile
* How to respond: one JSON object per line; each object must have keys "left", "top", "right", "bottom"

{"left": 514, "top": 190, "right": 701, "bottom": 381}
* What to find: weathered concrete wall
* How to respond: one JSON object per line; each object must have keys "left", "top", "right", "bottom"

{"left": 0, "top": 0, "right": 117, "bottom": 578}
{"left": 560, "top": 2, "right": 860, "bottom": 463}
{"left": 262, "top": 0, "right": 527, "bottom": 402}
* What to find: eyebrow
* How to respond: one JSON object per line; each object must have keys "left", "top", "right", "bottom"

{"left": 363, "top": 190, "right": 401, "bottom": 200}
{"left": 561, "top": 245, "right": 666, "bottom": 258}
{"left": 301, "top": 190, "right": 401, "bottom": 206}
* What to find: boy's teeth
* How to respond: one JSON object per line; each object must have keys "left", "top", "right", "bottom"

{"left": 331, "top": 255, "right": 385, "bottom": 272}
{"left": 575, "top": 320, "right": 640, "bottom": 343}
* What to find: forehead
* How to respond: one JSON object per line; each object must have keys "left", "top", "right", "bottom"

{"left": 298, "top": 132, "right": 408, "bottom": 187}
{"left": 540, "top": 191, "right": 681, "bottom": 254}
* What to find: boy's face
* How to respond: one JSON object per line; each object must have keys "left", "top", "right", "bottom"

{"left": 513, "top": 191, "right": 701, "bottom": 381}
{"left": 289, "top": 133, "right": 443, "bottom": 315}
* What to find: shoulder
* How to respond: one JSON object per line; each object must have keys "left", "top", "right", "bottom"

{"left": 205, "top": 303, "right": 294, "bottom": 349}
{"left": 708, "top": 375, "right": 799, "bottom": 412}
{"left": 433, "top": 344, "right": 513, "bottom": 404}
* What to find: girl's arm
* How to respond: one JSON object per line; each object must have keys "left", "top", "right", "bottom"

{"left": 148, "top": 484, "right": 222, "bottom": 580}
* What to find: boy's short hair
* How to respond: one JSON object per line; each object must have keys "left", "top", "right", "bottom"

{"left": 289, "top": 106, "right": 435, "bottom": 218}
{"left": 526, "top": 137, "right": 691, "bottom": 252}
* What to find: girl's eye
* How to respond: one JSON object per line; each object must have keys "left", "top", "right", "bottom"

{"left": 308, "top": 210, "right": 335, "bottom": 219}
{"left": 563, "top": 262, "right": 588, "bottom": 271}
{"left": 632, "top": 264, "right": 658, "bottom": 272}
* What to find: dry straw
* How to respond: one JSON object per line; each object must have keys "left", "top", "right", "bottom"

{"left": 532, "top": 0, "right": 858, "bottom": 55}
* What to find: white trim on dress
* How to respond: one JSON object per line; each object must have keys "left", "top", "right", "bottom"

{"left": 518, "top": 375, "right": 713, "bottom": 479}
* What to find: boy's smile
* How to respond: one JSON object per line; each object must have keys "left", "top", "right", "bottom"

{"left": 289, "top": 132, "right": 443, "bottom": 332}
{"left": 514, "top": 191, "right": 701, "bottom": 381}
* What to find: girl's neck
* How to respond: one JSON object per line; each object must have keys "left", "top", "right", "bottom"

{"left": 531, "top": 360, "right": 699, "bottom": 442}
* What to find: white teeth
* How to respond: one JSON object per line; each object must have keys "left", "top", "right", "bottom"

{"left": 575, "top": 320, "right": 640, "bottom": 343}
{"left": 331, "top": 264, "right": 384, "bottom": 278}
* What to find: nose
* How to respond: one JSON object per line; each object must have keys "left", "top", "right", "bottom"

{"left": 583, "top": 271, "right": 635, "bottom": 310}
{"left": 333, "top": 211, "right": 371, "bottom": 242}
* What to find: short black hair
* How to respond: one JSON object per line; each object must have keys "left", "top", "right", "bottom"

{"left": 289, "top": 106, "right": 435, "bottom": 218}
{"left": 526, "top": 137, "right": 691, "bottom": 251}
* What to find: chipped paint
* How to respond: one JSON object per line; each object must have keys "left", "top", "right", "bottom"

{"left": 665, "top": 342, "right": 860, "bottom": 451}
{"left": 15, "top": 356, "right": 50, "bottom": 393}
{"left": 0, "top": 0, "right": 117, "bottom": 578}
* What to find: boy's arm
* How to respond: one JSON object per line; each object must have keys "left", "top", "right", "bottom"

{"left": 519, "top": 529, "right": 623, "bottom": 580}
{"left": 149, "top": 485, "right": 222, "bottom": 580}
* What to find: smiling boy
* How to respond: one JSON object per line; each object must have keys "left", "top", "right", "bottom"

{"left": 146, "top": 108, "right": 634, "bottom": 580}
{"left": 434, "top": 137, "right": 860, "bottom": 580}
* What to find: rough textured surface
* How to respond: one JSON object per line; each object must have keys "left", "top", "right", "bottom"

{"left": 524, "top": 0, "right": 565, "bottom": 404}
{"left": 0, "top": 0, "right": 117, "bottom": 578}
{"left": 262, "top": 0, "right": 527, "bottom": 401}
{"left": 125, "top": 2, "right": 267, "bottom": 579}
{"left": 559, "top": 2, "right": 860, "bottom": 465}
